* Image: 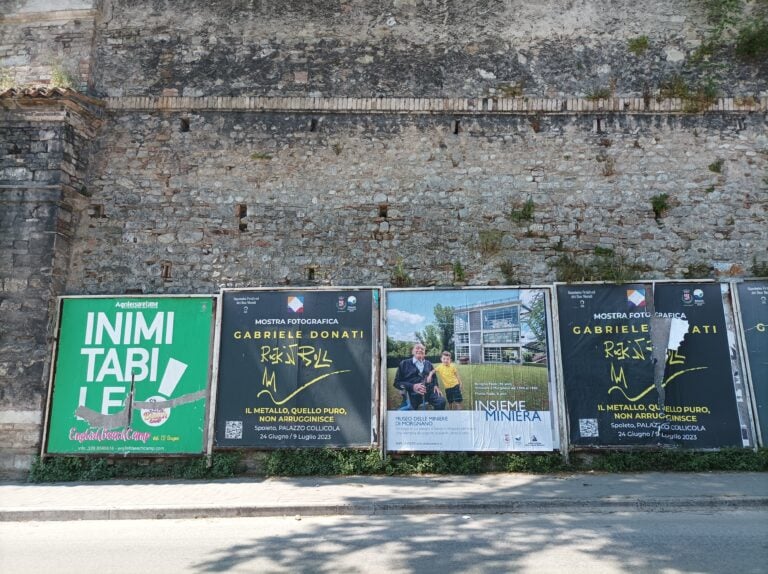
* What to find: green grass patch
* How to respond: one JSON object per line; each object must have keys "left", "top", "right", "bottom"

{"left": 28, "top": 452, "right": 243, "bottom": 483}
{"left": 386, "top": 364, "right": 550, "bottom": 410}
{"left": 26, "top": 448, "right": 768, "bottom": 481}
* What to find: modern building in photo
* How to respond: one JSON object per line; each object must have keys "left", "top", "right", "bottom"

{"left": 453, "top": 298, "right": 523, "bottom": 364}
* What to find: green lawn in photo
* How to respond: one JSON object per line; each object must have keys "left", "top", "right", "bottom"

{"left": 386, "top": 363, "right": 550, "bottom": 410}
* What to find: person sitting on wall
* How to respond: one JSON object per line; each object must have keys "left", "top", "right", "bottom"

{"left": 394, "top": 343, "right": 446, "bottom": 410}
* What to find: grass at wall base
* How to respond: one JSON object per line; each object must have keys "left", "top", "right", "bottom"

{"left": 28, "top": 448, "right": 768, "bottom": 482}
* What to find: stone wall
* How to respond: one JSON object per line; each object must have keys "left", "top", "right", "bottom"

{"left": 0, "top": 1, "right": 98, "bottom": 91}
{"left": 65, "top": 101, "right": 768, "bottom": 294}
{"left": 0, "top": 93, "right": 100, "bottom": 475}
{"left": 93, "top": 0, "right": 767, "bottom": 98}
{"left": 0, "top": 1, "right": 766, "bottom": 477}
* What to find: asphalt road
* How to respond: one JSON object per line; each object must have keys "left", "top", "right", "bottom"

{"left": 2, "top": 511, "right": 766, "bottom": 573}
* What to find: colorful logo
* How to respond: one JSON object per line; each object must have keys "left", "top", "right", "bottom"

{"left": 337, "top": 296, "right": 347, "bottom": 311}
{"left": 627, "top": 288, "right": 646, "bottom": 309}
{"left": 287, "top": 296, "right": 304, "bottom": 313}
{"left": 682, "top": 289, "right": 693, "bottom": 305}
{"left": 693, "top": 289, "right": 705, "bottom": 306}
{"left": 140, "top": 396, "right": 170, "bottom": 427}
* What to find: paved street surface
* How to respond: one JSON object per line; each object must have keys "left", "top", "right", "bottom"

{"left": 1, "top": 472, "right": 766, "bottom": 521}
{"left": 1, "top": 472, "right": 766, "bottom": 573}
{"left": 1, "top": 511, "right": 766, "bottom": 573}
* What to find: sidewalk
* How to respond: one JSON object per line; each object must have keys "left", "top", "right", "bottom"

{"left": 1, "top": 472, "right": 766, "bottom": 522}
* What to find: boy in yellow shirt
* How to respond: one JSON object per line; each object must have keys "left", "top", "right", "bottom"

{"left": 427, "top": 351, "right": 464, "bottom": 410}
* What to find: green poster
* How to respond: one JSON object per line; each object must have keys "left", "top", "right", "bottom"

{"left": 46, "top": 297, "right": 214, "bottom": 454}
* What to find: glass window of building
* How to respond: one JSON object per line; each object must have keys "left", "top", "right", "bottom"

{"left": 483, "top": 331, "right": 520, "bottom": 344}
{"left": 482, "top": 306, "right": 518, "bottom": 330}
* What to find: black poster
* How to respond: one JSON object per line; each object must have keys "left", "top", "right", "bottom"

{"left": 215, "top": 289, "right": 377, "bottom": 448}
{"left": 558, "top": 283, "right": 745, "bottom": 448}
{"left": 737, "top": 281, "right": 768, "bottom": 443}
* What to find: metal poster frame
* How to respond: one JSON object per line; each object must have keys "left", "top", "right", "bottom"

{"left": 554, "top": 279, "right": 756, "bottom": 450}
{"left": 42, "top": 294, "right": 218, "bottom": 457}
{"left": 731, "top": 279, "right": 766, "bottom": 447}
{"left": 214, "top": 286, "right": 382, "bottom": 449}
{"left": 383, "top": 285, "right": 561, "bottom": 453}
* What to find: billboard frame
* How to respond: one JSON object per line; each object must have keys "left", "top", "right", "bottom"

{"left": 383, "top": 285, "right": 562, "bottom": 453}
{"left": 215, "top": 285, "right": 383, "bottom": 450}
{"left": 554, "top": 279, "right": 756, "bottom": 451}
{"left": 731, "top": 279, "right": 766, "bottom": 448}
{"left": 41, "top": 294, "right": 219, "bottom": 458}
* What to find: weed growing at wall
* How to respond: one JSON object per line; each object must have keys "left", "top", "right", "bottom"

{"left": 682, "top": 80, "right": 719, "bottom": 113}
{"left": 627, "top": 35, "right": 650, "bottom": 55}
{"left": 651, "top": 193, "right": 670, "bottom": 220}
{"left": 391, "top": 258, "right": 413, "bottom": 287}
{"left": 579, "top": 448, "right": 767, "bottom": 472}
{"left": 735, "top": 20, "right": 768, "bottom": 60}
{"left": 50, "top": 65, "right": 75, "bottom": 88}
{"left": 479, "top": 230, "right": 504, "bottom": 255}
{"left": 694, "top": 0, "right": 768, "bottom": 62}
{"left": 750, "top": 257, "right": 768, "bottom": 277}
{"left": 262, "top": 449, "right": 767, "bottom": 476}
{"left": 499, "top": 261, "right": 519, "bottom": 285}
{"left": 586, "top": 87, "right": 612, "bottom": 100}
{"left": 452, "top": 261, "right": 466, "bottom": 283}
{"left": 264, "top": 449, "right": 384, "bottom": 476}
{"left": 491, "top": 453, "right": 568, "bottom": 473}
{"left": 509, "top": 198, "right": 535, "bottom": 223}
{"left": 26, "top": 449, "right": 768, "bottom": 481}
{"left": 387, "top": 453, "right": 487, "bottom": 475}
{"left": 658, "top": 75, "right": 718, "bottom": 112}
{"left": 497, "top": 82, "right": 524, "bottom": 97}
{"left": 550, "top": 250, "right": 648, "bottom": 282}
{"left": 709, "top": 158, "right": 725, "bottom": 173}
{"left": 601, "top": 157, "right": 616, "bottom": 177}
{"left": 28, "top": 452, "right": 243, "bottom": 482}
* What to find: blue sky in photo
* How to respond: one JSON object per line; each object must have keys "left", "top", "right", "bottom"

{"left": 386, "top": 288, "right": 542, "bottom": 343}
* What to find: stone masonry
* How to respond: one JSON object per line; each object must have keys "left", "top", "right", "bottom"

{"left": 0, "top": 90, "right": 102, "bottom": 475}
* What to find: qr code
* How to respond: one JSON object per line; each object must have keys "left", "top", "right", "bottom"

{"left": 225, "top": 420, "right": 243, "bottom": 440}
{"left": 579, "top": 418, "right": 599, "bottom": 438}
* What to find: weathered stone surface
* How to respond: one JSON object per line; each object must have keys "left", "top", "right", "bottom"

{"left": 88, "top": 1, "right": 767, "bottom": 99}
{"left": 62, "top": 111, "right": 767, "bottom": 293}
{"left": 0, "top": 97, "right": 98, "bottom": 476}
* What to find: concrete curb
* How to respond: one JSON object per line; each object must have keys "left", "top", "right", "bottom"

{"left": 3, "top": 496, "right": 766, "bottom": 522}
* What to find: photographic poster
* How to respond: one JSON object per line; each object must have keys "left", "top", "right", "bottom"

{"left": 385, "top": 288, "right": 556, "bottom": 452}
